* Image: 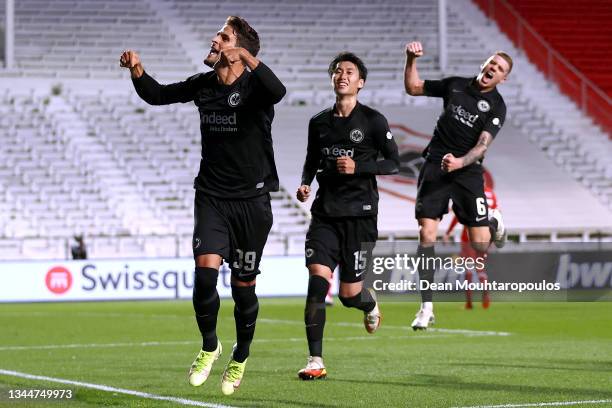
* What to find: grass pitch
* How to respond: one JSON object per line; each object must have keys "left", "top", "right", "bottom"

{"left": 1, "top": 298, "right": 611, "bottom": 407}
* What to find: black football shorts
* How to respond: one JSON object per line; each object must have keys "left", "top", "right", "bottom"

{"left": 305, "top": 215, "right": 377, "bottom": 283}
{"left": 193, "top": 191, "right": 273, "bottom": 282}
{"left": 415, "top": 160, "right": 489, "bottom": 227}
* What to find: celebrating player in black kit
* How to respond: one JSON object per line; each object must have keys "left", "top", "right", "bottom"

{"left": 404, "top": 41, "right": 510, "bottom": 329}
{"left": 120, "top": 16, "right": 285, "bottom": 395}
{"left": 295, "top": 52, "right": 400, "bottom": 380}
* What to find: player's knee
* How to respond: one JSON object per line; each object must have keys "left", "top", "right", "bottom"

{"left": 418, "top": 226, "right": 437, "bottom": 244}
{"left": 338, "top": 293, "right": 361, "bottom": 309}
{"left": 194, "top": 266, "right": 219, "bottom": 289}
{"left": 306, "top": 275, "right": 329, "bottom": 303}
{"left": 231, "top": 285, "right": 259, "bottom": 313}
{"left": 193, "top": 267, "right": 219, "bottom": 313}
{"left": 470, "top": 241, "right": 489, "bottom": 253}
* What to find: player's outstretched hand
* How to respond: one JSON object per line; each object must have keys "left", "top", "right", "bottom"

{"left": 119, "top": 50, "right": 140, "bottom": 69}
{"left": 296, "top": 185, "right": 311, "bottom": 202}
{"left": 441, "top": 153, "right": 463, "bottom": 173}
{"left": 405, "top": 42, "right": 424, "bottom": 58}
{"left": 336, "top": 156, "right": 356, "bottom": 175}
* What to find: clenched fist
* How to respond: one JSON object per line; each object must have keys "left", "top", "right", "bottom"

{"left": 119, "top": 50, "right": 143, "bottom": 78}
{"left": 405, "top": 41, "right": 424, "bottom": 59}
{"left": 441, "top": 153, "right": 463, "bottom": 173}
{"left": 296, "top": 185, "right": 311, "bottom": 202}
{"left": 336, "top": 156, "right": 356, "bottom": 175}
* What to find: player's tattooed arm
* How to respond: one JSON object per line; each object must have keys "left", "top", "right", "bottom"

{"left": 404, "top": 41, "right": 425, "bottom": 96}
{"left": 441, "top": 131, "right": 493, "bottom": 172}
{"left": 462, "top": 131, "right": 493, "bottom": 167}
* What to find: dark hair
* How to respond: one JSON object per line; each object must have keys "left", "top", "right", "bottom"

{"left": 328, "top": 52, "right": 368, "bottom": 81}
{"left": 225, "top": 16, "right": 260, "bottom": 57}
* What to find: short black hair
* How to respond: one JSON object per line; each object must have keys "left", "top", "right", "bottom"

{"left": 225, "top": 16, "right": 260, "bottom": 57}
{"left": 328, "top": 52, "right": 368, "bottom": 81}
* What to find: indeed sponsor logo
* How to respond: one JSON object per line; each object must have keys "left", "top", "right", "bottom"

{"left": 555, "top": 254, "right": 612, "bottom": 289}
{"left": 79, "top": 263, "right": 232, "bottom": 298}
{"left": 321, "top": 146, "right": 354, "bottom": 158}
{"left": 449, "top": 103, "right": 478, "bottom": 127}
{"left": 202, "top": 111, "right": 237, "bottom": 126}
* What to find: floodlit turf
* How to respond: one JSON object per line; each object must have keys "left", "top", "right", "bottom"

{"left": 1, "top": 298, "right": 611, "bottom": 408}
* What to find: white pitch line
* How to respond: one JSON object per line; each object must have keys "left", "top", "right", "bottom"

{"left": 451, "top": 399, "right": 612, "bottom": 408}
{"left": 260, "top": 318, "right": 512, "bottom": 336}
{"left": 0, "top": 313, "right": 512, "bottom": 336}
{"left": 0, "top": 334, "right": 452, "bottom": 352}
{"left": 0, "top": 369, "right": 236, "bottom": 408}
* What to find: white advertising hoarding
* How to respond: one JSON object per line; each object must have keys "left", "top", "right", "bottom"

{"left": 0, "top": 256, "right": 311, "bottom": 303}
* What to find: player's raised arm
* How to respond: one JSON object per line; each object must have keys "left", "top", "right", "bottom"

{"left": 404, "top": 41, "right": 425, "bottom": 96}
{"left": 227, "top": 48, "right": 286, "bottom": 105}
{"left": 120, "top": 49, "right": 199, "bottom": 106}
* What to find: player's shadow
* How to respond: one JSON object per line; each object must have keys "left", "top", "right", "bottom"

{"left": 230, "top": 396, "right": 340, "bottom": 408}
{"left": 452, "top": 359, "right": 612, "bottom": 374}
{"left": 332, "top": 374, "right": 612, "bottom": 399}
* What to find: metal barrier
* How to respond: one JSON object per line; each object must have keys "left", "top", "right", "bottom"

{"left": 473, "top": 0, "right": 612, "bottom": 136}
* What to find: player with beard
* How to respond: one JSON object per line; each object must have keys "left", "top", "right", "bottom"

{"left": 120, "top": 16, "right": 285, "bottom": 395}
{"left": 404, "top": 41, "right": 510, "bottom": 330}
{"left": 296, "top": 52, "right": 400, "bottom": 380}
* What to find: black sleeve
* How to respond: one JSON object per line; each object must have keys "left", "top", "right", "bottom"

{"left": 251, "top": 62, "right": 287, "bottom": 105}
{"left": 423, "top": 77, "right": 454, "bottom": 98}
{"left": 131, "top": 71, "right": 202, "bottom": 105}
{"left": 482, "top": 99, "right": 506, "bottom": 138}
{"left": 355, "top": 114, "right": 400, "bottom": 176}
{"left": 300, "top": 119, "right": 321, "bottom": 185}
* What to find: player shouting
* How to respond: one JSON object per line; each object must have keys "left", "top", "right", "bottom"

{"left": 120, "top": 16, "right": 286, "bottom": 395}
{"left": 296, "top": 52, "right": 400, "bottom": 380}
{"left": 404, "top": 41, "right": 510, "bottom": 329}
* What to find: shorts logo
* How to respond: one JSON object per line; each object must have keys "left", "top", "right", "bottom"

{"left": 475, "top": 215, "right": 487, "bottom": 222}
{"left": 228, "top": 92, "right": 241, "bottom": 107}
{"left": 193, "top": 238, "right": 201, "bottom": 249}
{"left": 477, "top": 100, "right": 490, "bottom": 112}
{"left": 492, "top": 117, "right": 501, "bottom": 126}
{"left": 363, "top": 204, "right": 372, "bottom": 211}
{"left": 256, "top": 182, "right": 264, "bottom": 189}
{"left": 386, "top": 131, "right": 393, "bottom": 140}
{"left": 305, "top": 248, "right": 314, "bottom": 258}
{"left": 349, "top": 129, "right": 364, "bottom": 143}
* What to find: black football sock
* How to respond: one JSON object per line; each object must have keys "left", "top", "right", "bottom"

{"left": 338, "top": 288, "right": 375, "bottom": 313}
{"left": 417, "top": 245, "right": 435, "bottom": 303}
{"left": 489, "top": 217, "right": 499, "bottom": 243}
{"left": 232, "top": 285, "right": 259, "bottom": 363}
{"left": 192, "top": 267, "right": 220, "bottom": 352}
{"left": 304, "top": 275, "right": 329, "bottom": 357}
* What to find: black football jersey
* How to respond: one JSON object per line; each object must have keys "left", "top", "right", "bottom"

{"left": 301, "top": 102, "right": 400, "bottom": 217}
{"left": 132, "top": 62, "right": 286, "bottom": 199}
{"left": 423, "top": 76, "right": 506, "bottom": 163}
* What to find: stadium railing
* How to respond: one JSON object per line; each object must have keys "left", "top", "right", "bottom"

{"left": 472, "top": 0, "right": 612, "bottom": 136}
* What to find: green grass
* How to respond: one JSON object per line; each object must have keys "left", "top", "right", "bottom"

{"left": 1, "top": 299, "right": 611, "bottom": 408}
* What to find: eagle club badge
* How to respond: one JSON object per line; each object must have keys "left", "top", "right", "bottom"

{"left": 477, "top": 100, "right": 490, "bottom": 112}
{"left": 350, "top": 128, "right": 364, "bottom": 143}
{"left": 228, "top": 92, "right": 241, "bottom": 107}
